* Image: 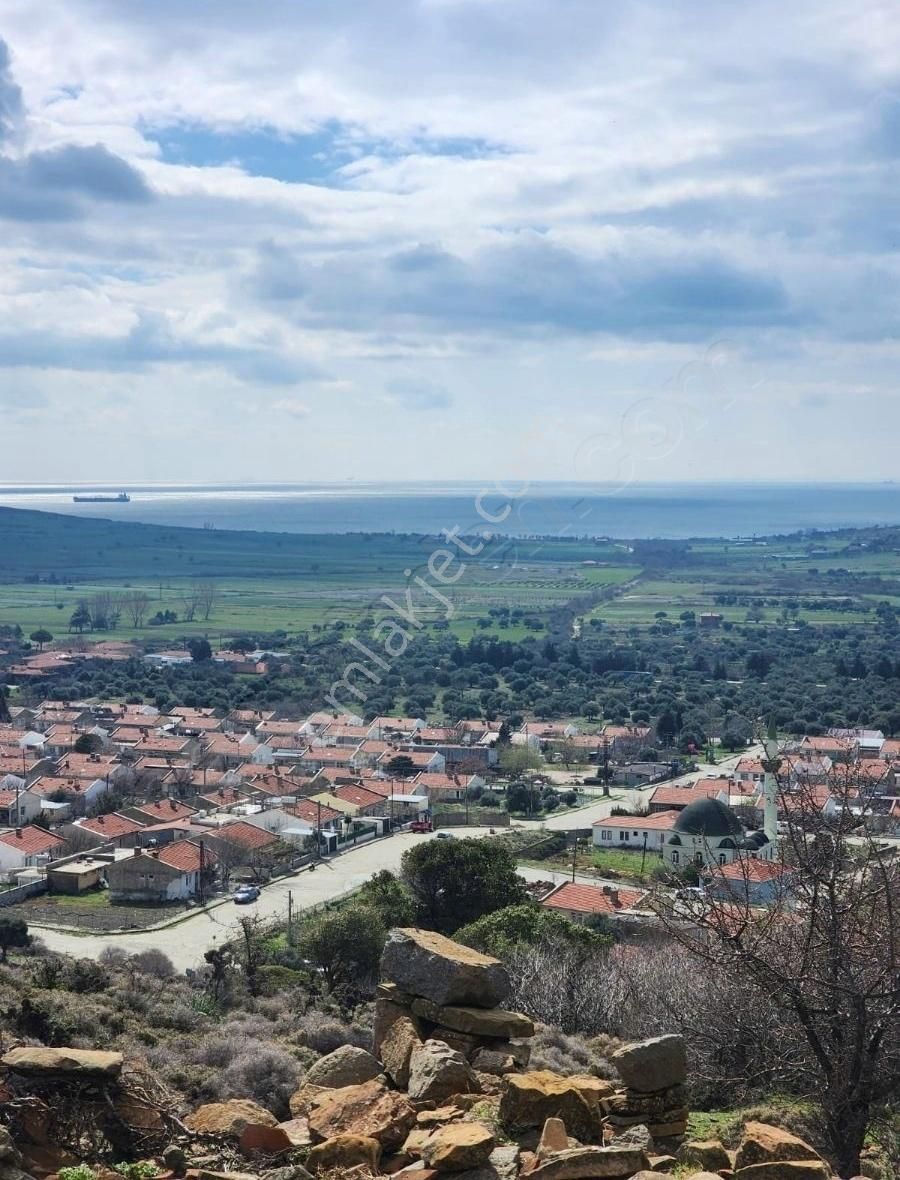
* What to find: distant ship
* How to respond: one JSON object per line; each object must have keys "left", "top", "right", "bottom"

{"left": 72, "top": 491, "right": 130, "bottom": 503}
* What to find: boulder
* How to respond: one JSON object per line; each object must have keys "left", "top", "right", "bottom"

{"left": 306, "top": 1045, "right": 384, "bottom": 1089}
{"left": 608, "top": 1125, "right": 653, "bottom": 1153}
{"left": 1, "top": 1047, "right": 123, "bottom": 1077}
{"left": 408, "top": 1040, "right": 479, "bottom": 1104}
{"left": 421, "top": 1124, "right": 496, "bottom": 1172}
{"left": 647, "top": 1157, "right": 677, "bottom": 1174}
{"left": 734, "top": 1166, "right": 830, "bottom": 1180}
{"left": 678, "top": 1140, "right": 732, "bottom": 1172}
{"left": 374, "top": 992, "right": 415, "bottom": 1058}
{"left": 537, "top": 1118, "right": 569, "bottom": 1159}
{"left": 18, "top": 1145, "right": 79, "bottom": 1180}
{"left": 432, "top": 1029, "right": 482, "bottom": 1059}
{"left": 381, "top": 929, "right": 511, "bottom": 1007}
{"left": 609, "top": 1036, "right": 687, "bottom": 1094}
{"left": 517, "top": 1146, "right": 646, "bottom": 1180}
{"left": 308, "top": 1079, "right": 417, "bottom": 1151}
{"left": 417, "top": 1108, "right": 466, "bottom": 1127}
{"left": 381, "top": 1015, "right": 423, "bottom": 1088}
{"left": 239, "top": 1122, "right": 294, "bottom": 1155}
{"left": 196, "top": 1172, "right": 260, "bottom": 1180}
{"left": 185, "top": 1100, "right": 277, "bottom": 1136}
{"left": 277, "top": 1118, "right": 313, "bottom": 1147}
{"left": 734, "top": 1123, "right": 822, "bottom": 1171}
{"left": 411, "top": 999, "right": 534, "bottom": 1039}
{"left": 628, "top": 1174, "right": 674, "bottom": 1180}
{"left": 499, "top": 1072, "right": 604, "bottom": 1144}
{"left": 306, "top": 1134, "right": 382, "bottom": 1174}
{"left": 288, "top": 1084, "right": 332, "bottom": 1118}
{"left": 470, "top": 1049, "right": 517, "bottom": 1076}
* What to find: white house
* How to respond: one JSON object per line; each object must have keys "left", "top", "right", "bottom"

{"left": 0, "top": 826, "right": 67, "bottom": 877}
{"left": 0, "top": 780, "right": 44, "bottom": 826}
{"left": 593, "top": 809, "right": 681, "bottom": 852}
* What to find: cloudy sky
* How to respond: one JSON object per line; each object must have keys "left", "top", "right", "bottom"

{"left": 0, "top": 0, "right": 898, "bottom": 484}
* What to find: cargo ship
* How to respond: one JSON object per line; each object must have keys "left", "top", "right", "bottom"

{"left": 72, "top": 491, "right": 131, "bottom": 503}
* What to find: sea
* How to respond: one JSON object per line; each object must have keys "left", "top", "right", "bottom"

{"left": 0, "top": 482, "right": 899, "bottom": 540}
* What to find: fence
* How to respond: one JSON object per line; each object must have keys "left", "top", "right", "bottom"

{"left": 0, "top": 879, "right": 47, "bottom": 907}
{"left": 432, "top": 809, "right": 509, "bottom": 829}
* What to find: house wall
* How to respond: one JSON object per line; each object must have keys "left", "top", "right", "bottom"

{"left": 594, "top": 824, "right": 668, "bottom": 851}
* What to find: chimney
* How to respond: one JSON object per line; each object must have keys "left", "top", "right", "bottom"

{"left": 133, "top": 847, "right": 141, "bottom": 857}
{"left": 15, "top": 828, "right": 21, "bottom": 839}
{"left": 608, "top": 889, "right": 619, "bottom": 904}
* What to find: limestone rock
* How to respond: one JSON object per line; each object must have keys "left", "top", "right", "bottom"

{"left": 239, "top": 1122, "right": 294, "bottom": 1155}
{"left": 734, "top": 1123, "right": 822, "bottom": 1171}
{"left": 288, "top": 1084, "right": 332, "bottom": 1119}
{"left": 518, "top": 1145, "right": 646, "bottom": 1180}
{"left": 381, "top": 929, "right": 510, "bottom": 1008}
{"left": 1, "top": 1047, "right": 123, "bottom": 1077}
{"left": 499, "top": 1072, "right": 604, "bottom": 1144}
{"left": 734, "top": 1166, "right": 830, "bottom": 1180}
{"left": 408, "top": 1040, "right": 479, "bottom": 1104}
{"left": 196, "top": 1171, "right": 260, "bottom": 1180}
{"left": 186, "top": 1100, "right": 277, "bottom": 1136}
{"left": 306, "top": 1045, "right": 384, "bottom": 1089}
{"left": 308, "top": 1079, "right": 417, "bottom": 1151}
{"left": 405, "top": 1128, "right": 437, "bottom": 1157}
{"left": 374, "top": 995, "right": 415, "bottom": 1058}
{"left": 628, "top": 1174, "right": 674, "bottom": 1180}
{"left": 411, "top": 999, "right": 534, "bottom": 1039}
{"left": 277, "top": 1118, "right": 312, "bottom": 1147}
{"left": 678, "top": 1139, "right": 732, "bottom": 1172}
{"left": 608, "top": 1124, "right": 653, "bottom": 1153}
{"left": 306, "top": 1134, "right": 382, "bottom": 1173}
{"left": 417, "top": 1108, "right": 465, "bottom": 1127}
{"left": 19, "top": 1145, "right": 80, "bottom": 1180}
{"left": 609, "top": 1036, "right": 687, "bottom": 1094}
{"left": 381, "top": 1015, "right": 423, "bottom": 1087}
{"left": 421, "top": 1123, "right": 496, "bottom": 1172}
{"left": 262, "top": 1167, "right": 315, "bottom": 1180}
{"left": 647, "top": 1157, "right": 677, "bottom": 1174}
{"left": 536, "top": 1118, "right": 569, "bottom": 1159}
{"left": 470, "top": 1049, "right": 516, "bottom": 1076}
{"left": 432, "top": 1029, "right": 482, "bottom": 1059}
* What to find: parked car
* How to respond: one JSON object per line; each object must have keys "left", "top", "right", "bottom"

{"left": 409, "top": 819, "right": 432, "bottom": 833}
{"left": 233, "top": 884, "right": 261, "bottom": 904}
{"left": 435, "top": 831, "right": 456, "bottom": 840}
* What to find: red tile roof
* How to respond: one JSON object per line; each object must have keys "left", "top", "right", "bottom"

{"left": 712, "top": 858, "right": 789, "bottom": 883}
{"left": 217, "top": 821, "right": 279, "bottom": 850}
{"left": 80, "top": 813, "right": 146, "bottom": 838}
{"left": 542, "top": 881, "right": 645, "bottom": 914}
{"left": 156, "top": 840, "right": 217, "bottom": 872}
{"left": 593, "top": 809, "right": 680, "bottom": 830}
{"left": 0, "top": 826, "right": 66, "bottom": 854}
{"left": 133, "top": 799, "right": 197, "bottom": 822}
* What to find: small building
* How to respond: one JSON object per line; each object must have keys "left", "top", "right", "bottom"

{"left": 704, "top": 857, "right": 792, "bottom": 906}
{"left": 107, "top": 841, "right": 217, "bottom": 903}
{"left": 593, "top": 809, "right": 680, "bottom": 852}
{"left": 46, "top": 855, "right": 109, "bottom": 895}
{"left": 0, "top": 826, "right": 67, "bottom": 877}
{"left": 541, "top": 880, "right": 647, "bottom": 923}
{"left": 699, "top": 612, "right": 723, "bottom": 628}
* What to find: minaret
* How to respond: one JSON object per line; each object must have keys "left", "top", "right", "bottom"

{"left": 761, "top": 721, "right": 780, "bottom": 847}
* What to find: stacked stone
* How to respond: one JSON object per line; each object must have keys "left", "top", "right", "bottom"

{"left": 602, "top": 1035, "right": 689, "bottom": 1144}
{"left": 375, "top": 927, "right": 535, "bottom": 1086}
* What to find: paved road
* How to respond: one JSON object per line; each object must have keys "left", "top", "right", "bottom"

{"left": 522, "top": 746, "right": 761, "bottom": 831}
{"left": 32, "top": 828, "right": 490, "bottom": 972}
{"left": 30, "top": 750, "right": 759, "bottom": 970}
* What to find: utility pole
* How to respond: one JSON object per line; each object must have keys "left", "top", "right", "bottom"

{"left": 198, "top": 839, "right": 205, "bottom": 905}
{"left": 287, "top": 889, "right": 293, "bottom": 945}
{"left": 602, "top": 737, "right": 611, "bottom": 797}
{"left": 571, "top": 833, "right": 578, "bottom": 882}
{"left": 640, "top": 831, "right": 648, "bottom": 879}
{"left": 316, "top": 799, "right": 322, "bottom": 861}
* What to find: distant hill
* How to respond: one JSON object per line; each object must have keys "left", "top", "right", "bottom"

{"left": 0, "top": 506, "right": 435, "bottom": 582}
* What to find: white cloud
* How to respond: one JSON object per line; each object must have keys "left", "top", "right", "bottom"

{"left": 0, "top": 1, "right": 897, "bottom": 480}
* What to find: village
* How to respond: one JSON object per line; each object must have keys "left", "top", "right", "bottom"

{"left": 0, "top": 695, "right": 894, "bottom": 940}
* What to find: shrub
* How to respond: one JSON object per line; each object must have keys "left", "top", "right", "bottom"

{"left": 60, "top": 958, "right": 110, "bottom": 994}
{"left": 129, "top": 949, "right": 176, "bottom": 979}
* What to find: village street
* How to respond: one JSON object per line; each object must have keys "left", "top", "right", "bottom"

{"left": 29, "top": 749, "right": 757, "bottom": 971}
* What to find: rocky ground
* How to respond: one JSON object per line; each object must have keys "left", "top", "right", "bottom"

{"left": 0, "top": 928, "right": 881, "bottom": 1180}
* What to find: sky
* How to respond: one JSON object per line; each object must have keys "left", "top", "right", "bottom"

{"left": 0, "top": 0, "right": 899, "bottom": 484}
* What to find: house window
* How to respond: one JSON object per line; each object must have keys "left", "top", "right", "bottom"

{"left": 601, "top": 830, "right": 612, "bottom": 841}
{"left": 719, "top": 853, "right": 727, "bottom": 865}
{"left": 694, "top": 853, "right": 703, "bottom": 866}
{"left": 671, "top": 851, "right": 680, "bottom": 865}
{"left": 632, "top": 831, "right": 638, "bottom": 837}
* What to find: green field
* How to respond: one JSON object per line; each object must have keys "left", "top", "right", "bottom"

{"left": 3, "top": 505, "right": 900, "bottom": 647}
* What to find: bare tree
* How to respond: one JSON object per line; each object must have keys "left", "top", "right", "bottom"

{"left": 124, "top": 591, "right": 151, "bottom": 628}
{"left": 179, "top": 585, "right": 200, "bottom": 622}
{"left": 656, "top": 763, "right": 900, "bottom": 1177}
{"left": 197, "top": 580, "right": 218, "bottom": 622}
